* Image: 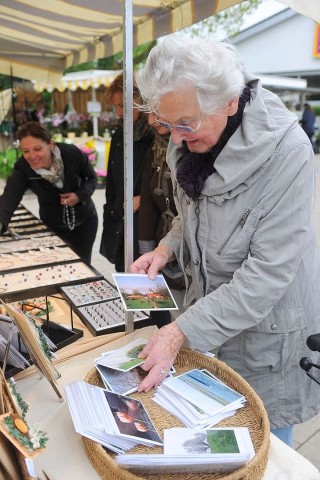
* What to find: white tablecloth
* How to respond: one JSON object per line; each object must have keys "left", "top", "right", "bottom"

{"left": 14, "top": 326, "right": 320, "bottom": 480}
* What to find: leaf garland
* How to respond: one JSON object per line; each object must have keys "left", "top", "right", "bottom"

{"left": 28, "top": 317, "right": 53, "bottom": 360}
{"left": 4, "top": 415, "right": 48, "bottom": 450}
{"left": 7, "top": 379, "right": 29, "bottom": 419}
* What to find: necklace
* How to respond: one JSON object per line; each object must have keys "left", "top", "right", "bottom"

{"left": 62, "top": 205, "right": 76, "bottom": 231}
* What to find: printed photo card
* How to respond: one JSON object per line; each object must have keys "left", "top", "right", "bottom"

{"left": 112, "top": 273, "right": 178, "bottom": 311}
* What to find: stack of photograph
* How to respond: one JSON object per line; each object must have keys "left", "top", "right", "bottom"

{"left": 116, "top": 426, "right": 255, "bottom": 474}
{"left": 65, "top": 380, "right": 162, "bottom": 454}
{"left": 94, "top": 337, "right": 175, "bottom": 396}
{"left": 153, "top": 368, "right": 246, "bottom": 428}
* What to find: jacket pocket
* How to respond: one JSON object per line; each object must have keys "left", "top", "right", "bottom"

{"left": 217, "top": 208, "right": 251, "bottom": 257}
{"left": 240, "top": 306, "right": 306, "bottom": 373}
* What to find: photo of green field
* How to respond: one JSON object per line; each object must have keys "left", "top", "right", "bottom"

{"left": 112, "top": 273, "right": 178, "bottom": 311}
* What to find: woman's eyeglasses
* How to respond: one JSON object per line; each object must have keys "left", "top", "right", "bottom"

{"left": 155, "top": 115, "right": 205, "bottom": 135}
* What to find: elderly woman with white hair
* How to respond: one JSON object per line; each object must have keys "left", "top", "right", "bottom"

{"left": 130, "top": 33, "right": 320, "bottom": 447}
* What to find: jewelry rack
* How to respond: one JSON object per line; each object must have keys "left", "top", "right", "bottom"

{"left": 77, "top": 298, "right": 150, "bottom": 336}
{"left": 0, "top": 294, "right": 83, "bottom": 379}
{"left": 0, "top": 261, "right": 103, "bottom": 300}
{"left": 60, "top": 279, "right": 119, "bottom": 306}
{"left": 60, "top": 279, "right": 150, "bottom": 336}
{"left": 21, "top": 294, "right": 83, "bottom": 351}
{"left": 1, "top": 301, "right": 63, "bottom": 400}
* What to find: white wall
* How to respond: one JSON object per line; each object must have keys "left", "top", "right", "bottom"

{"left": 233, "top": 13, "right": 320, "bottom": 75}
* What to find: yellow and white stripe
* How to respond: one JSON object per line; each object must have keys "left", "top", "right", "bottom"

{"left": 0, "top": 0, "right": 246, "bottom": 86}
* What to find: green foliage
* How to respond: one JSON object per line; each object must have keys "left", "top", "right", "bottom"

{"left": 186, "top": 0, "right": 263, "bottom": 38}
{"left": 0, "top": 147, "right": 19, "bottom": 179}
{"left": 313, "top": 106, "right": 320, "bottom": 116}
{"left": 64, "top": 40, "right": 157, "bottom": 74}
{"left": 4, "top": 416, "right": 49, "bottom": 450}
{"left": 0, "top": 74, "right": 22, "bottom": 89}
{"left": 4, "top": 416, "right": 33, "bottom": 450}
{"left": 29, "top": 317, "right": 53, "bottom": 360}
{"left": 126, "top": 344, "right": 145, "bottom": 358}
{"left": 8, "top": 380, "right": 29, "bottom": 419}
{"left": 40, "top": 90, "right": 53, "bottom": 116}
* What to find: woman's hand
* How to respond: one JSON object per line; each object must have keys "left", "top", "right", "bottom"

{"left": 123, "top": 196, "right": 140, "bottom": 213}
{"left": 133, "top": 195, "right": 140, "bottom": 213}
{"left": 60, "top": 192, "right": 79, "bottom": 207}
{"left": 137, "top": 322, "right": 186, "bottom": 392}
{"left": 129, "top": 244, "right": 175, "bottom": 279}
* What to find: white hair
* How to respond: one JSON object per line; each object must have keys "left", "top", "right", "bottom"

{"left": 136, "top": 33, "right": 245, "bottom": 115}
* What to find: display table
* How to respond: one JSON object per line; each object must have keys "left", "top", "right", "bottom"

{"left": 14, "top": 325, "right": 320, "bottom": 480}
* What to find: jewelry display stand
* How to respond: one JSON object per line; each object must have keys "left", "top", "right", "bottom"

{"left": 0, "top": 246, "right": 80, "bottom": 273}
{"left": 22, "top": 294, "right": 83, "bottom": 351}
{"left": 1, "top": 301, "right": 62, "bottom": 400}
{"left": 0, "top": 295, "right": 83, "bottom": 379}
{"left": 60, "top": 280, "right": 150, "bottom": 336}
{"left": 0, "top": 261, "right": 103, "bottom": 300}
{"left": 0, "top": 235, "right": 66, "bottom": 254}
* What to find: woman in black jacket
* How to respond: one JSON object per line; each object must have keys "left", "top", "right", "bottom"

{"left": 0, "top": 121, "right": 98, "bottom": 262}
{"left": 100, "top": 73, "right": 154, "bottom": 271}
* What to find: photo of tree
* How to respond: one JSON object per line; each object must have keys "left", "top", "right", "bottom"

{"left": 112, "top": 274, "right": 178, "bottom": 311}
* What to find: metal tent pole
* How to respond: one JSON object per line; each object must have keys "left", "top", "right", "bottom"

{"left": 123, "top": 0, "right": 134, "bottom": 334}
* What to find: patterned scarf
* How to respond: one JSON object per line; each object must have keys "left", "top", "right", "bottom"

{"left": 176, "top": 85, "right": 251, "bottom": 200}
{"left": 33, "top": 145, "right": 64, "bottom": 189}
{"left": 117, "top": 112, "right": 153, "bottom": 142}
{"left": 152, "top": 131, "right": 171, "bottom": 196}
{"left": 133, "top": 112, "right": 153, "bottom": 141}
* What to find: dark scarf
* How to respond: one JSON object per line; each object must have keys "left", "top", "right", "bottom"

{"left": 118, "top": 112, "right": 153, "bottom": 141}
{"left": 176, "top": 85, "right": 251, "bottom": 200}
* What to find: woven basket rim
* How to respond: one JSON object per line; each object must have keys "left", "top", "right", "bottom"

{"left": 82, "top": 348, "right": 270, "bottom": 480}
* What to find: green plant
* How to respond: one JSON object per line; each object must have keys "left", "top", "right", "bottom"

{"left": 7, "top": 379, "right": 29, "bottom": 419}
{"left": 313, "top": 106, "right": 320, "bottom": 116}
{"left": 0, "top": 147, "right": 20, "bottom": 179}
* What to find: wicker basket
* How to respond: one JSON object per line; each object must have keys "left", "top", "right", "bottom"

{"left": 83, "top": 348, "right": 270, "bottom": 480}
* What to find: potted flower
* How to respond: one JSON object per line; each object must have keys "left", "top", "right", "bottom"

{"left": 94, "top": 168, "right": 107, "bottom": 188}
{"left": 78, "top": 141, "right": 98, "bottom": 167}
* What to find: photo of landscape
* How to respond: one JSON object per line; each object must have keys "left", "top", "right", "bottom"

{"left": 112, "top": 273, "right": 178, "bottom": 311}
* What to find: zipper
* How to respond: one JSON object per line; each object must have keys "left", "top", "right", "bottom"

{"left": 195, "top": 199, "right": 200, "bottom": 216}
{"left": 217, "top": 208, "right": 251, "bottom": 256}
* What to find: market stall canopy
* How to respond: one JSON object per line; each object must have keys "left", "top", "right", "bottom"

{"left": 32, "top": 69, "right": 123, "bottom": 93}
{"left": 0, "top": 0, "right": 245, "bottom": 85}
{"left": 0, "top": 89, "right": 12, "bottom": 123}
{"left": 277, "top": 0, "right": 320, "bottom": 23}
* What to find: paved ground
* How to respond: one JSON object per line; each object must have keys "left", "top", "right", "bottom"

{"left": 1, "top": 155, "right": 320, "bottom": 470}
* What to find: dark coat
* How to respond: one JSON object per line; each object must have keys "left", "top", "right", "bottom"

{"left": 100, "top": 125, "right": 154, "bottom": 271}
{"left": 0, "top": 143, "right": 98, "bottom": 261}
{"left": 139, "top": 132, "right": 177, "bottom": 246}
{"left": 0, "top": 143, "right": 97, "bottom": 231}
{"left": 301, "top": 108, "right": 316, "bottom": 137}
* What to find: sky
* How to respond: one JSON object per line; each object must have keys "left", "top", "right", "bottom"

{"left": 186, "top": 0, "right": 288, "bottom": 41}
{"left": 113, "top": 274, "right": 168, "bottom": 295}
{"left": 240, "top": 0, "right": 287, "bottom": 30}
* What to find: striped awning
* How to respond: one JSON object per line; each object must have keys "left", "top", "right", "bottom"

{"left": 0, "top": 89, "right": 12, "bottom": 123}
{"left": 277, "top": 0, "right": 320, "bottom": 23}
{"left": 32, "top": 69, "right": 123, "bottom": 93}
{"left": 1, "top": 1, "right": 318, "bottom": 88}
{"left": 0, "top": 0, "right": 244, "bottom": 85}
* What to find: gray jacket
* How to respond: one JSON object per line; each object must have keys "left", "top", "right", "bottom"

{"left": 162, "top": 76, "right": 320, "bottom": 428}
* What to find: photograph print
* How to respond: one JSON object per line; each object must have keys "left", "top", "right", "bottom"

{"left": 95, "top": 337, "right": 147, "bottom": 372}
{"left": 103, "top": 391, "right": 162, "bottom": 445}
{"left": 112, "top": 273, "right": 178, "bottom": 311}
{"left": 164, "top": 428, "right": 241, "bottom": 455}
